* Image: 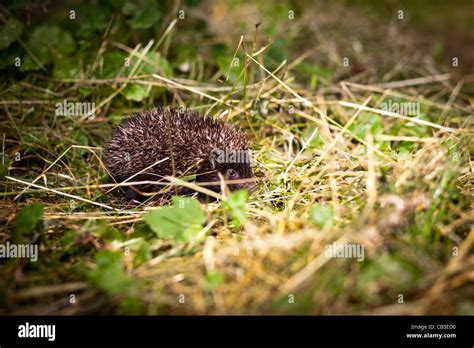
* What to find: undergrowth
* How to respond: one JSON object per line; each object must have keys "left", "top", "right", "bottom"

{"left": 0, "top": 0, "right": 473, "bottom": 314}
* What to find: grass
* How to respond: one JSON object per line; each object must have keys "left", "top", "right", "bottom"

{"left": 0, "top": 1, "right": 473, "bottom": 315}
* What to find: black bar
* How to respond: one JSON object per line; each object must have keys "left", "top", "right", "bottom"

{"left": 0, "top": 316, "right": 471, "bottom": 346}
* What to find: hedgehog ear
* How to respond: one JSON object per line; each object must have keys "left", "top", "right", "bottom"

{"left": 209, "top": 148, "right": 223, "bottom": 169}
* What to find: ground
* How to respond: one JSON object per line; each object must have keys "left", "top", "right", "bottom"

{"left": 0, "top": 0, "right": 473, "bottom": 315}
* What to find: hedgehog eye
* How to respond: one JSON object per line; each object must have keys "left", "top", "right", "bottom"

{"left": 226, "top": 168, "right": 238, "bottom": 179}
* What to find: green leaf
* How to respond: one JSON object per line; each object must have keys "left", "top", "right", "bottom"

{"left": 349, "top": 112, "right": 383, "bottom": 140}
{"left": 59, "top": 230, "right": 83, "bottom": 257}
{"left": 20, "top": 25, "right": 76, "bottom": 71}
{"left": 75, "top": 4, "right": 110, "bottom": 39}
{"left": 134, "top": 240, "right": 151, "bottom": 267}
{"left": 143, "top": 196, "right": 207, "bottom": 242}
{"left": 122, "top": 83, "right": 149, "bottom": 102}
{"left": 122, "top": 0, "right": 161, "bottom": 29}
{"left": 216, "top": 54, "right": 243, "bottom": 83}
{"left": 172, "top": 43, "right": 198, "bottom": 66}
{"left": 53, "top": 56, "right": 81, "bottom": 79}
{"left": 0, "top": 18, "right": 24, "bottom": 50}
{"left": 96, "top": 50, "right": 127, "bottom": 78}
{"left": 71, "top": 130, "right": 90, "bottom": 156}
{"left": 141, "top": 54, "right": 172, "bottom": 77}
{"left": 222, "top": 189, "right": 248, "bottom": 227}
{"left": 302, "top": 127, "right": 323, "bottom": 150}
{"left": 310, "top": 204, "right": 333, "bottom": 228}
{"left": 88, "top": 250, "right": 137, "bottom": 296}
{"left": 15, "top": 203, "right": 44, "bottom": 236}
{"left": 78, "top": 87, "right": 93, "bottom": 97}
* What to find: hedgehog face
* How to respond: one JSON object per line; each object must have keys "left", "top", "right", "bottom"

{"left": 221, "top": 161, "right": 255, "bottom": 191}
{"left": 198, "top": 148, "right": 256, "bottom": 193}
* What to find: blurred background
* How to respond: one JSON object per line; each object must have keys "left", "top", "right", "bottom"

{"left": 0, "top": 0, "right": 472, "bottom": 315}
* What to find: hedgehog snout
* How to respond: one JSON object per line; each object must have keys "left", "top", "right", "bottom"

{"left": 232, "top": 178, "right": 257, "bottom": 192}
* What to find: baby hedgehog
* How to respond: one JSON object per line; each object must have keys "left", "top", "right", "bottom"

{"left": 104, "top": 108, "right": 255, "bottom": 201}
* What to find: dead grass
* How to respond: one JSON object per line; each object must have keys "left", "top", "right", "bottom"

{"left": 0, "top": 1, "right": 473, "bottom": 315}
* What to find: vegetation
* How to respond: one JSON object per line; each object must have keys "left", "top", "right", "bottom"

{"left": 0, "top": 0, "right": 472, "bottom": 314}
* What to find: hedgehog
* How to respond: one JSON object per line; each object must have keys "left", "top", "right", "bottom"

{"left": 104, "top": 108, "right": 255, "bottom": 201}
